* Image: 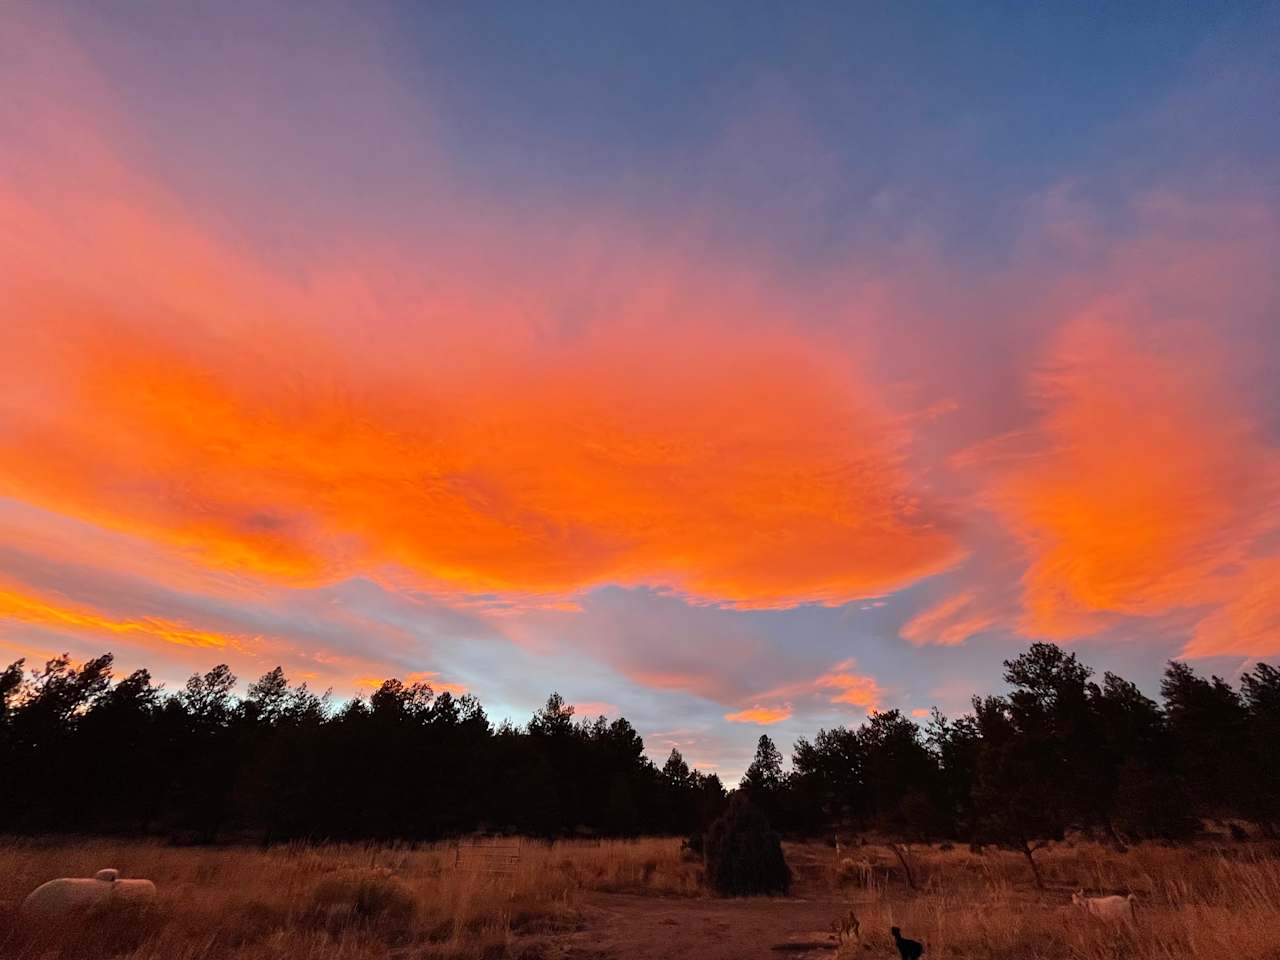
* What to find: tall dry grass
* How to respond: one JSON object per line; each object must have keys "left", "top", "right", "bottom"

{"left": 811, "top": 839, "right": 1280, "bottom": 959}
{"left": 0, "top": 835, "right": 1276, "bottom": 958}
{"left": 0, "top": 836, "right": 696, "bottom": 959}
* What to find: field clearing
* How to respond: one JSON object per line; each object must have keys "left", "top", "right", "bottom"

{"left": 1, "top": 837, "right": 1277, "bottom": 959}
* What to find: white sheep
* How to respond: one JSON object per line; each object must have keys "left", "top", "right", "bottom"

{"left": 1071, "top": 890, "right": 1136, "bottom": 922}
{"left": 21, "top": 868, "right": 156, "bottom": 922}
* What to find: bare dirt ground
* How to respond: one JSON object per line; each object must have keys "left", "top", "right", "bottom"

{"left": 545, "top": 890, "right": 849, "bottom": 960}
{"left": 537, "top": 852, "right": 858, "bottom": 960}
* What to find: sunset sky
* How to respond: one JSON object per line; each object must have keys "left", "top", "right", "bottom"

{"left": 3, "top": 2, "right": 1279, "bottom": 780}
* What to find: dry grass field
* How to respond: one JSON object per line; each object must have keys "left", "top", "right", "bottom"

{"left": 0, "top": 836, "right": 1277, "bottom": 959}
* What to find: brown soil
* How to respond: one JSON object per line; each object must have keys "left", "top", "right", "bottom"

{"left": 541, "top": 891, "right": 855, "bottom": 960}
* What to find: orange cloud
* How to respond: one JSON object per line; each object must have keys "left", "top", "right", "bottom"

{"left": 899, "top": 590, "right": 999, "bottom": 647}
{"left": 743, "top": 659, "right": 885, "bottom": 717}
{"left": 0, "top": 20, "right": 960, "bottom": 616}
{"left": 2, "top": 314, "right": 959, "bottom": 609}
{"left": 910, "top": 708, "right": 931, "bottom": 718}
{"left": 0, "top": 583, "right": 236, "bottom": 652}
{"left": 982, "top": 316, "right": 1280, "bottom": 644}
{"left": 814, "top": 660, "right": 883, "bottom": 711}
{"left": 724, "top": 705, "right": 793, "bottom": 725}
{"left": 0, "top": 570, "right": 421, "bottom": 694}
{"left": 1184, "top": 557, "right": 1280, "bottom": 659}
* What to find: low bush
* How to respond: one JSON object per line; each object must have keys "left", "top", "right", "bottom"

{"left": 704, "top": 795, "right": 791, "bottom": 896}
{"left": 307, "top": 867, "right": 417, "bottom": 933}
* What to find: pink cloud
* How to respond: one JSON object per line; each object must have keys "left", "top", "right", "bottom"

{"left": 899, "top": 590, "right": 1000, "bottom": 647}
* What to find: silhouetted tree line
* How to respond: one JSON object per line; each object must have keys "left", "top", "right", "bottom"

{"left": 737, "top": 644, "right": 1280, "bottom": 884}
{"left": 0, "top": 654, "right": 724, "bottom": 842}
{"left": 0, "top": 643, "right": 1276, "bottom": 852}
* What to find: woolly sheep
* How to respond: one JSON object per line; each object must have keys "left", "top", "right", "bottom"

{"left": 1071, "top": 890, "right": 1136, "bottom": 922}
{"left": 21, "top": 868, "right": 156, "bottom": 922}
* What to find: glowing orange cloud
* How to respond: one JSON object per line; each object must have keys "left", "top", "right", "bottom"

{"left": 0, "top": 584, "right": 235, "bottom": 651}
{"left": 982, "top": 316, "right": 1280, "bottom": 643}
{"left": 0, "top": 21, "right": 961, "bottom": 616}
{"left": 899, "top": 590, "right": 998, "bottom": 647}
{"left": 2, "top": 311, "right": 959, "bottom": 609}
{"left": 910, "top": 708, "right": 931, "bottom": 719}
{"left": 725, "top": 705, "right": 793, "bottom": 725}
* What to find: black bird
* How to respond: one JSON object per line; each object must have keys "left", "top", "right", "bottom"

{"left": 891, "top": 926, "right": 924, "bottom": 960}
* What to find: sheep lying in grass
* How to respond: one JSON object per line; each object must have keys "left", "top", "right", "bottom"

{"left": 21, "top": 868, "right": 156, "bottom": 922}
{"left": 1071, "top": 890, "right": 1136, "bottom": 922}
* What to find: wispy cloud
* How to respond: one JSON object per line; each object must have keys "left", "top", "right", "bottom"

{"left": 900, "top": 591, "right": 1000, "bottom": 647}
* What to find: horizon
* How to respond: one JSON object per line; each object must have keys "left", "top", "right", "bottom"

{"left": 3, "top": 1, "right": 1280, "bottom": 783}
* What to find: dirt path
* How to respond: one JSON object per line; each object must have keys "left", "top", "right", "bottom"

{"left": 543, "top": 891, "right": 858, "bottom": 960}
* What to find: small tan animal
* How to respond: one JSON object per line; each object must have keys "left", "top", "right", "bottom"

{"left": 1071, "top": 889, "right": 1136, "bottom": 922}
{"left": 832, "top": 907, "right": 860, "bottom": 945}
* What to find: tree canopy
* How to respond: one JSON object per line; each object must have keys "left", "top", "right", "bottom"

{"left": 0, "top": 643, "right": 1274, "bottom": 847}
